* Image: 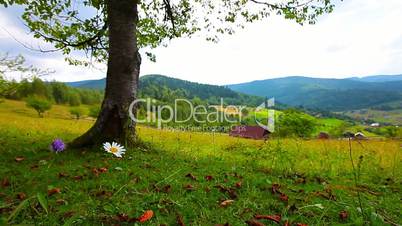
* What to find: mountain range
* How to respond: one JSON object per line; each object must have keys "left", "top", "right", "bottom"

{"left": 227, "top": 75, "right": 402, "bottom": 111}
{"left": 66, "top": 74, "right": 402, "bottom": 111}
{"left": 68, "top": 74, "right": 266, "bottom": 106}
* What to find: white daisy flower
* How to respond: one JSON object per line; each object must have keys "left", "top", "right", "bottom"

{"left": 103, "top": 142, "right": 126, "bottom": 158}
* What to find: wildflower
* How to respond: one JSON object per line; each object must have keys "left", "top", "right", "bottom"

{"left": 51, "top": 139, "right": 65, "bottom": 152}
{"left": 103, "top": 142, "right": 125, "bottom": 158}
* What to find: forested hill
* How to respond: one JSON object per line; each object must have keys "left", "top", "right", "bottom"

{"left": 67, "top": 74, "right": 266, "bottom": 106}
{"left": 227, "top": 76, "right": 402, "bottom": 111}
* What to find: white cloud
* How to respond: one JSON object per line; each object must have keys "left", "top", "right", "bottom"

{"left": 1, "top": 0, "right": 402, "bottom": 84}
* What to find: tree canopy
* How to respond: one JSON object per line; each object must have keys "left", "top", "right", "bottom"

{"left": 0, "top": 0, "right": 336, "bottom": 64}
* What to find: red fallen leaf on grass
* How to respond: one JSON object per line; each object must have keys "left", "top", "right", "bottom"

{"left": 48, "top": 188, "right": 61, "bottom": 196}
{"left": 73, "top": 175, "right": 83, "bottom": 180}
{"left": 220, "top": 199, "right": 234, "bottom": 207}
{"left": 279, "top": 193, "right": 289, "bottom": 202}
{"left": 16, "top": 192, "right": 26, "bottom": 200}
{"left": 296, "top": 223, "right": 308, "bottom": 226}
{"left": 185, "top": 173, "right": 197, "bottom": 180}
{"left": 255, "top": 214, "right": 281, "bottom": 223}
{"left": 205, "top": 175, "right": 213, "bottom": 181}
{"left": 138, "top": 210, "right": 153, "bottom": 223}
{"left": 235, "top": 181, "right": 242, "bottom": 188}
{"left": 184, "top": 184, "right": 194, "bottom": 191}
{"left": 99, "top": 167, "right": 108, "bottom": 173}
{"left": 339, "top": 210, "right": 348, "bottom": 220}
{"left": 15, "top": 156, "right": 25, "bottom": 162}
{"left": 1, "top": 178, "right": 10, "bottom": 187}
{"left": 246, "top": 220, "right": 266, "bottom": 226}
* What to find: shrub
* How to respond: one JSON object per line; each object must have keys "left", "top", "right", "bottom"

{"left": 25, "top": 96, "right": 52, "bottom": 117}
{"left": 276, "top": 109, "right": 317, "bottom": 138}
{"left": 88, "top": 105, "right": 100, "bottom": 118}
{"left": 69, "top": 107, "right": 86, "bottom": 120}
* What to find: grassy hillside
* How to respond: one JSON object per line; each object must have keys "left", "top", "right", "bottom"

{"left": 227, "top": 76, "right": 402, "bottom": 111}
{"left": 0, "top": 100, "right": 400, "bottom": 225}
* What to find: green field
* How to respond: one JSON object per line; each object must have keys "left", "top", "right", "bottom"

{"left": 342, "top": 109, "right": 402, "bottom": 125}
{"left": 0, "top": 100, "right": 401, "bottom": 225}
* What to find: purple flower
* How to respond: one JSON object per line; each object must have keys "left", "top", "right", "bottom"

{"left": 51, "top": 139, "right": 65, "bottom": 152}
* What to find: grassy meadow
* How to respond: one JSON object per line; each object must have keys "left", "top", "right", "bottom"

{"left": 0, "top": 100, "right": 401, "bottom": 225}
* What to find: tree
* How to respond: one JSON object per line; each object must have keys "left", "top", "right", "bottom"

{"left": 1, "top": 0, "right": 336, "bottom": 147}
{"left": 276, "top": 109, "right": 317, "bottom": 138}
{"left": 26, "top": 96, "right": 52, "bottom": 117}
{"left": 0, "top": 53, "right": 53, "bottom": 98}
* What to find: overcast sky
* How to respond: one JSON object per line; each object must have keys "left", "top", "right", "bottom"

{"left": 1, "top": 0, "right": 402, "bottom": 85}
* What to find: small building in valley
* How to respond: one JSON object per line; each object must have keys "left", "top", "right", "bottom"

{"left": 229, "top": 125, "right": 270, "bottom": 140}
{"left": 354, "top": 132, "right": 367, "bottom": 140}
{"left": 317, "top": 132, "right": 330, "bottom": 139}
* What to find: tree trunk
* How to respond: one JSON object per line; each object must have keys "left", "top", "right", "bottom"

{"left": 70, "top": 0, "right": 140, "bottom": 148}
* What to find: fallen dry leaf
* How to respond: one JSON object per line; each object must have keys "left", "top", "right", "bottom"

{"left": 99, "top": 167, "right": 108, "bottom": 173}
{"left": 177, "top": 214, "right": 185, "bottom": 226}
{"left": 92, "top": 168, "right": 100, "bottom": 177}
{"left": 205, "top": 175, "right": 213, "bottom": 181}
{"left": 296, "top": 223, "right": 308, "bottom": 226}
{"left": 163, "top": 184, "right": 172, "bottom": 193}
{"left": 279, "top": 193, "right": 289, "bottom": 202}
{"left": 63, "top": 211, "right": 75, "bottom": 218}
{"left": 246, "top": 220, "right": 266, "bottom": 226}
{"left": 255, "top": 214, "right": 281, "bottom": 223}
{"left": 184, "top": 184, "right": 194, "bottom": 191}
{"left": 14, "top": 156, "right": 25, "bottom": 162}
{"left": 30, "top": 164, "right": 39, "bottom": 170}
{"left": 138, "top": 210, "right": 153, "bottom": 223}
{"left": 185, "top": 173, "right": 197, "bottom": 181}
{"left": 16, "top": 192, "right": 26, "bottom": 200}
{"left": 271, "top": 184, "right": 281, "bottom": 194}
{"left": 235, "top": 181, "right": 242, "bottom": 188}
{"left": 58, "top": 172, "right": 69, "bottom": 178}
{"left": 48, "top": 188, "right": 61, "bottom": 196}
{"left": 115, "top": 213, "right": 129, "bottom": 222}
{"left": 73, "top": 175, "right": 83, "bottom": 180}
{"left": 1, "top": 178, "right": 10, "bottom": 187}
{"left": 95, "top": 190, "right": 112, "bottom": 198}
{"left": 220, "top": 199, "right": 234, "bottom": 207}
{"left": 339, "top": 210, "right": 348, "bottom": 220}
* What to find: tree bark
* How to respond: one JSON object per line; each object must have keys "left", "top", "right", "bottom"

{"left": 70, "top": 0, "right": 140, "bottom": 148}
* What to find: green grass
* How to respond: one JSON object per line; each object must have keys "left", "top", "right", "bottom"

{"left": 0, "top": 100, "right": 401, "bottom": 225}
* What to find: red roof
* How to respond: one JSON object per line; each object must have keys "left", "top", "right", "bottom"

{"left": 229, "top": 125, "right": 269, "bottom": 139}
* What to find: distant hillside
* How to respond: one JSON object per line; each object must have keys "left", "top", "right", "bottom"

{"left": 348, "top": 74, "right": 402, "bottom": 83}
{"left": 67, "top": 74, "right": 266, "bottom": 106}
{"left": 227, "top": 76, "right": 402, "bottom": 111}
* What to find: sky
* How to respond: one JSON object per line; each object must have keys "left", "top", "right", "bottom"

{"left": 1, "top": 0, "right": 402, "bottom": 85}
